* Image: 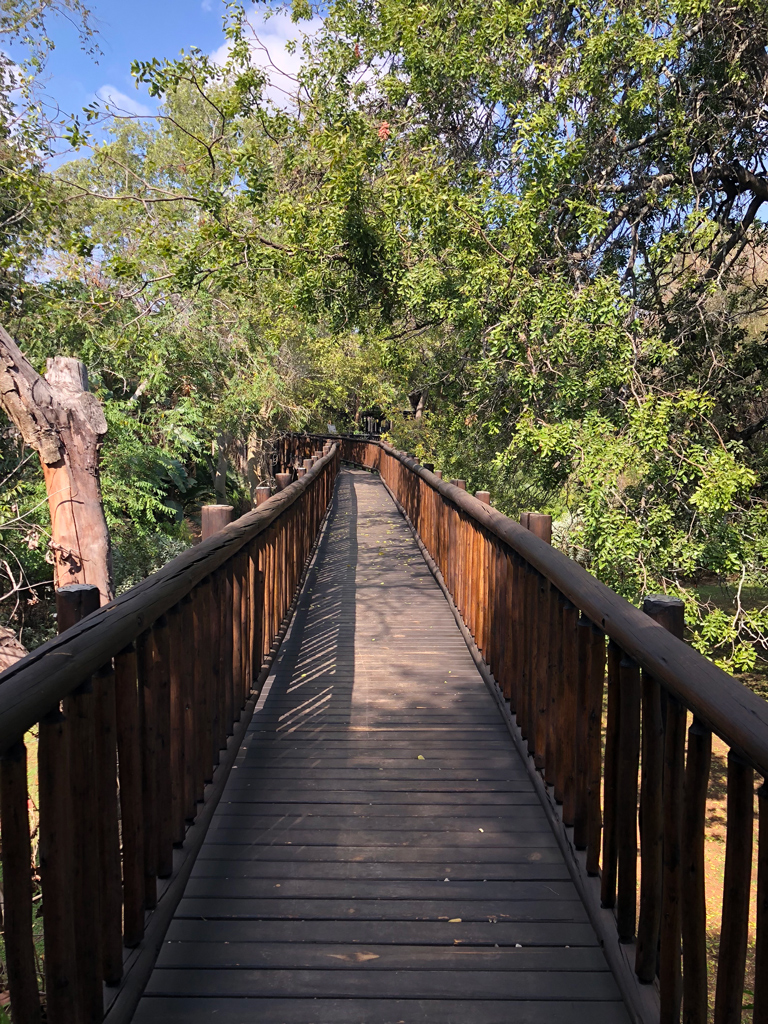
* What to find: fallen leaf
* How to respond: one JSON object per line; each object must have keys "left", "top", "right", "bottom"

{"left": 449, "top": 918, "right": 462, "bottom": 923}
{"left": 417, "top": 754, "right": 426, "bottom": 760}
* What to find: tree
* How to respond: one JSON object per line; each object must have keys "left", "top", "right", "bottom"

{"left": 0, "top": 329, "right": 112, "bottom": 600}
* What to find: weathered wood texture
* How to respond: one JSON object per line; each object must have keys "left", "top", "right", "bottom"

{"left": 133, "top": 470, "right": 628, "bottom": 1024}
{"left": 0, "top": 449, "right": 338, "bottom": 1024}
{"left": 342, "top": 437, "right": 767, "bottom": 1021}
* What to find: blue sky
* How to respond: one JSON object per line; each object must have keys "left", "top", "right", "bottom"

{"left": 16, "top": 1, "right": 316, "bottom": 157}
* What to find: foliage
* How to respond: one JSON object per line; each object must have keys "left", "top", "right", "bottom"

{"left": 3, "top": 0, "right": 768, "bottom": 672}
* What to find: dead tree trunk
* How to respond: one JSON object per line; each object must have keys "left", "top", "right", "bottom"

{"left": 0, "top": 325, "right": 113, "bottom": 606}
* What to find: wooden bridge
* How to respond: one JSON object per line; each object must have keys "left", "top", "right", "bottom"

{"left": 0, "top": 439, "right": 767, "bottom": 1024}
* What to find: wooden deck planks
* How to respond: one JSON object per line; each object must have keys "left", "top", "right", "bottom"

{"left": 132, "top": 468, "right": 629, "bottom": 1023}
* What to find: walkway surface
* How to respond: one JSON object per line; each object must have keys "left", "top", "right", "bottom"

{"left": 133, "top": 468, "right": 629, "bottom": 1023}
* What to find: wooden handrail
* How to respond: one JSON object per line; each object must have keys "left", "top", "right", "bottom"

{"left": 0, "top": 445, "right": 339, "bottom": 755}
{"left": 377, "top": 442, "right": 768, "bottom": 774}
{"left": 0, "top": 442, "right": 340, "bottom": 1023}
{"left": 335, "top": 435, "right": 768, "bottom": 1024}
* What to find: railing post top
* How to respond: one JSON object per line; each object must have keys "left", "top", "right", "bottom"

{"left": 525, "top": 512, "right": 552, "bottom": 545}
{"left": 201, "top": 504, "right": 234, "bottom": 541}
{"left": 56, "top": 583, "right": 100, "bottom": 633}
{"left": 642, "top": 594, "right": 685, "bottom": 640}
{"left": 255, "top": 486, "right": 271, "bottom": 507}
{"left": 475, "top": 490, "right": 491, "bottom": 505}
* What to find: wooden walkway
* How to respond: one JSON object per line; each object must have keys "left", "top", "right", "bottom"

{"left": 133, "top": 468, "right": 629, "bottom": 1023}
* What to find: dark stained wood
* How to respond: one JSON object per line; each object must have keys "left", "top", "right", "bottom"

{"left": 137, "top": 627, "right": 159, "bottom": 910}
{"left": 586, "top": 623, "right": 605, "bottom": 875}
{"left": 636, "top": 668, "right": 663, "bottom": 982}
{"left": 682, "top": 717, "right": 711, "bottom": 1024}
{"left": 616, "top": 656, "right": 641, "bottom": 943}
{"left": 134, "top": 997, "right": 633, "bottom": 1024}
{"left": 93, "top": 661, "right": 123, "bottom": 985}
{"left": 0, "top": 447, "right": 340, "bottom": 755}
{"left": 0, "top": 740, "right": 41, "bottom": 1022}
{"left": 58, "top": 584, "right": 103, "bottom": 1022}
{"left": 714, "top": 752, "right": 754, "bottom": 1024}
{"left": 574, "top": 616, "right": 591, "bottom": 849}
{"left": 115, "top": 642, "right": 145, "bottom": 948}
{"left": 362, "top": 444, "right": 768, "bottom": 776}
{"left": 38, "top": 707, "right": 79, "bottom": 1022}
{"left": 606, "top": 643, "right": 622, "bottom": 909}
{"left": 136, "top": 469, "right": 628, "bottom": 1024}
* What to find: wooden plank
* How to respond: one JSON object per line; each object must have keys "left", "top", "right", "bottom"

{"left": 219, "top": 789, "right": 541, "bottom": 803}
{"left": 136, "top": 467, "right": 623, "bottom": 1022}
{"left": 144, "top": 968, "right": 620, "bottom": 999}
{"left": 189, "top": 861, "right": 571, "bottom": 881}
{"left": 205, "top": 817, "right": 554, "bottom": 833}
{"left": 164, "top": 917, "right": 600, "bottom": 946}
{"left": 182, "top": 879, "right": 579, "bottom": 900}
{"left": 133, "top": 997, "right": 630, "bottom": 1024}
{"left": 155, "top": 942, "right": 607, "bottom": 971}
{"left": 197, "top": 829, "right": 560, "bottom": 847}
{"left": 174, "top": 897, "right": 588, "bottom": 922}
{"left": 195, "top": 843, "right": 564, "bottom": 863}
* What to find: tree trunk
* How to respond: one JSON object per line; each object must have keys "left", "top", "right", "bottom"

{"left": 214, "top": 433, "right": 229, "bottom": 504}
{"left": 0, "top": 325, "right": 113, "bottom": 606}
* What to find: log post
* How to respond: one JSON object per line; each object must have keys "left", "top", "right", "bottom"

{"left": 201, "top": 504, "right": 234, "bottom": 541}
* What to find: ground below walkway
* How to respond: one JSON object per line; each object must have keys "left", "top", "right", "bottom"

{"left": 132, "top": 468, "right": 629, "bottom": 1023}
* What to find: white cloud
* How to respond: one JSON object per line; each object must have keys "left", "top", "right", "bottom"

{"left": 95, "top": 84, "right": 155, "bottom": 117}
{"left": 210, "top": 8, "right": 324, "bottom": 109}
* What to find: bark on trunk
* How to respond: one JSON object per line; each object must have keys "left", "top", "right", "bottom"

{"left": 214, "top": 433, "right": 229, "bottom": 504}
{"left": 0, "top": 325, "right": 113, "bottom": 604}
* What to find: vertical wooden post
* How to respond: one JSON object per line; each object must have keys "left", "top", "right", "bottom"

{"left": 93, "top": 661, "right": 123, "bottom": 985}
{"left": 682, "top": 716, "right": 712, "bottom": 1024}
{"left": 1, "top": 739, "right": 42, "bottom": 1022}
{"left": 201, "top": 504, "right": 233, "bottom": 540}
{"left": 601, "top": 640, "right": 621, "bottom": 908}
{"left": 58, "top": 583, "right": 103, "bottom": 1022}
{"left": 546, "top": 582, "right": 562, "bottom": 791}
{"left": 574, "top": 617, "right": 591, "bottom": 849}
{"left": 560, "top": 600, "right": 578, "bottom": 826}
{"left": 533, "top": 573, "right": 550, "bottom": 771}
{"left": 38, "top": 702, "right": 78, "bottom": 1023}
{"left": 617, "top": 655, "right": 641, "bottom": 942}
{"left": 636, "top": 659, "right": 664, "bottom": 981}
{"left": 586, "top": 624, "right": 606, "bottom": 876}
{"left": 255, "top": 485, "right": 271, "bottom": 506}
{"left": 115, "top": 643, "right": 144, "bottom": 947}
{"left": 714, "top": 752, "right": 754, "bottom": 1024}
{"left": 137, "top": 628, "right": 158, "bottom": 910}
{"left": 153, "top": 616, "right": 173, "bottom": 878}
{"left": 168, "top": 602, "right": 187, "bottom": 846}
{"left": 644, "top": 595, "right": 685, "bottom": 1017}
{"left": 180, "top": 595, "right": 196, "bottom": 821}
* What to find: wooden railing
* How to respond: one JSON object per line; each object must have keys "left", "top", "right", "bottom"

{"left": 341, "top": 437, "right": 768, "bottom": 1024}
{"left": 0, "top": 443, "right": 339, "bottom": 1024}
